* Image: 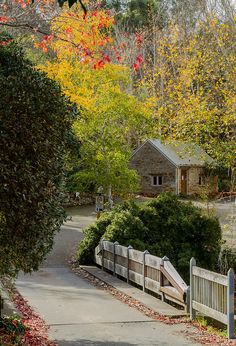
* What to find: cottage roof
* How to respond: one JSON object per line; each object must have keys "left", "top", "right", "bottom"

{"left": 138, "top": 139, "right": 214, "bottom": 167}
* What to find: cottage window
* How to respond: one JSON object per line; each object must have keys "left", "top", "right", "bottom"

{"left": 199, "top": 175, "right": 205, "bottom": 185}
{"left": 152, "top": 175, "right": 163, "bottom": 186}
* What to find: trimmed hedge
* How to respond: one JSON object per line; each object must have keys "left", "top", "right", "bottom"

{"left": 77, "top": 193, "right": 222, "bottom": 281}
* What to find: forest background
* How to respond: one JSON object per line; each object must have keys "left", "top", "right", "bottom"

{"left": 1, "top": 0, "right": 236, "bottom": 197}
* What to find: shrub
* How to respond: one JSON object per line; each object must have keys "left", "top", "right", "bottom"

{"left": 140, "top": 194, "right": 222, "bottom": 277}
{"left": 76, "top": 219, "right": 109, "bottom": 264}
{"left": 0, "top": 315, "right": 27, "bottom": 345}
{"left": 77, "top": 193, "right": 222, "bottom": 281}
{"left": 77, "top": 201, "right": 140, "bottom": 264}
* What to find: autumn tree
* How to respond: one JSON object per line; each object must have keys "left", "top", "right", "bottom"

{"left": 0, "top": 0, "right": 86, "bottom": 49}
{"left": 39, "top": 5, "right": 153, "bottom": 197}
{"left": 0, "top": 35, "right": 77, "bottom": 276}
{"left": 137, "top": 13, "right": 236, "bottom": 185}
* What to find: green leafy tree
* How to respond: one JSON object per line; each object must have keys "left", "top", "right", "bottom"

{"left": 0, "top": 35, "right": 77, "bottom": 276}
{"left": 58, "top": 0, "right": 86, "bottom": 9}
{"left": 39, "top": 7, "right": 152, "bottom": 197}
{"left": 32, "top": 0, "right": 86, "bottom": 10}
{"left": 103, "top": 0, "right": 168, "bottom": 30}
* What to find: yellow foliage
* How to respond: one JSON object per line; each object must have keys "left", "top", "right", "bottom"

{"left": 139, "top": 20, "right": 236, "bottom": 167}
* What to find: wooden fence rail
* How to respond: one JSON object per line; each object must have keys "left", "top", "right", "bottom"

{"left": 95, "top": 239, "right": 189, "bottom": 308}
{"left": 190, "top": 257, "right": 235, "bottom": 339}
{"left": 95, "top": 241, "right": 236, "bottom": 339}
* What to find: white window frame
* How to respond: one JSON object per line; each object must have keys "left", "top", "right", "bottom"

{"left": 152, "top": 175, "right": 163, "bottom": 186}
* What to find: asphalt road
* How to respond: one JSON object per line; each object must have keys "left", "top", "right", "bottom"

{"left": 16, "top": 205, "right": 201, "bottom": 346}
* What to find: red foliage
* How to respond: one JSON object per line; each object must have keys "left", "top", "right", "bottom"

{"left": 103, "top": 55, "right": 111, "bottom": 62}
{"left": 65, "top": 27, "right": 73, "bottom": 34}
{"left": 0, "top": 2, "right": 145, "bottom": 72}
{"left": 0, "top": 16, "right": 8, "bottom": 23}
{"left": 135, "top": 33, "right": 143, "bottom": 45}
{"left": 1, "top": 283, "right": 57, "bottom": 346}
{"left": 133, "top": 54, "right": 144, "bottom": 71}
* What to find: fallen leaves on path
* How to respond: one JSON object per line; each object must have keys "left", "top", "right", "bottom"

{"left": 1, "top": 263, "right": 236, "bottom": 346}
{"left": 1, "top": 278, "right": 57, "bottom": 346}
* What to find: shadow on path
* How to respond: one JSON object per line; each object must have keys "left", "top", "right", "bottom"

{"left": 57, "top": 340, "right": 135, "bottom": 346}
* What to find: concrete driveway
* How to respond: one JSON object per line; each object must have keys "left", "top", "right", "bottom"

{"left": 16, "top": 205, "right": 201, "bottom": 346}
{"left": 214, "top": 199, "right": 236, "bottom": 248}
{"left": 191, "top": 198, "right": 236, "bottom": 248}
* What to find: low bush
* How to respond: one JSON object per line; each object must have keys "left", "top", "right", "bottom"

{"left": 0, "top": 315, "right": 27, "bottom": 345}
{"left": 77, "top": 201, "right": 140, "bottom": 263}
{"left": 77, "top": 193, "right": 222, "bottom": 281}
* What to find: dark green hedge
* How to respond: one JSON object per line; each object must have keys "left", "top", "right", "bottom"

{"left": 77, "top": 193, "right": 222, "bottom": 281}
{"left": 0, "top": 35, "right": 77, "bottom": 276}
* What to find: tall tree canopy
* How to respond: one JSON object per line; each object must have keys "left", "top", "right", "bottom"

{"left": 0, "top": 35, "right": 77, "bottom": 276}
{"left": 39, "top": 6, "right": 151, "bottom": 195}
{"left": 4, "top": 0, "right": 235, "bottom": 196}
{"left": 139, "top": 19, "right": 236, "bottom": 171}
{"left": 102, "top": 0, "right": 169, "bottom": 30}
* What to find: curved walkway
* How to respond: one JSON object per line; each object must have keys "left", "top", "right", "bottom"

{"left": 16, "top": 206, "right": 201, "bottom": 346}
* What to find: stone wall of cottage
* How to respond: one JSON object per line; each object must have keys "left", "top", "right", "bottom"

{"left": 182, "top": 167, "right": 218, "bottom": 195}
{"left": 187, "top": 167, "right": 203, "bottom": 195}
{"left": 130, "top": 142, "right": 177, "bottom": 195}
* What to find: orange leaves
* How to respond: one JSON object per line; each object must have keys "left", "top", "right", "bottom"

{"left": 92, "top": 53, "right": 112, "bottom": 69}
{"left": 0, "top": 16, "right": 8, "bottom": 23}
{"left": 65, "top": 27, "right": 73, "bottom": 34}
{"left": 93, "top": 59, "right": 105, "bottom": 69}
{"left": 9, "top": 0, "right": 31, "bottom": 9}
{"left": 34, "top": 34, "right": 54, "bottom": 53}
{"left": 18, "top": 0, "right": 27, "bottom": 9}
{"left": 41, "top": 6, "right": 115, "bottom": 68}
{"left": 4, "top": 1, "right": 145, "bottom": 73}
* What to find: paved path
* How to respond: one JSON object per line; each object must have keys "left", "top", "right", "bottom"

{"left": 16, "top": 205, "right": 201, "bottom": 346}
{"left": 215, "top": 199, "right": 236, "bottom": 248}
{"left": 191, "top": 199, "right": 236, "bottom": 248}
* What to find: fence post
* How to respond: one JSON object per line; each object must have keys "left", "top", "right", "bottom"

{"left": 143, "top": 250, "right": 149, "bottom": 292}
{"left": 0, "top": 294, "right": 3, "bottom": 317}
{"left": 113, "top": 241, "right": 119, "bottom": 276}
{"left": 160, "top": 256, "right": 169, "bottom": 301}
{"left": 101, "top": 238, "right": 106, "bottom": 271}
{"left": 190, "top": 257, "right": 196, "bottom": 320}
{"left": 185, "top": 286, "right": 190, "bottom": 313}
{"left": 127, "top": 245, "right": 133, "bottom": 284}
{"left": 227, "top": 268, "right": 235, "bottom": 339}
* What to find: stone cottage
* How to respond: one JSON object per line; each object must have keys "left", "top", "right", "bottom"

{"left": 130, "top": 139, "right": 218, "bottom": 196}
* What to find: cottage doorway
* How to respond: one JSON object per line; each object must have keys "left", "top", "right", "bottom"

{"left": 180, "top": 169, "right": 187, "bottom": 194}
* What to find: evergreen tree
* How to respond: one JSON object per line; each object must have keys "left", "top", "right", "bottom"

{"left": 0, "top": 35, "right": 77, "bottom": 276}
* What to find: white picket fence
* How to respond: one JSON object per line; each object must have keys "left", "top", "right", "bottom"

{"left": 190, "top": 258, "right": 235, "bottom": 339}
{"left": 94, "top": 239, "right": 189, "bottom": 307}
